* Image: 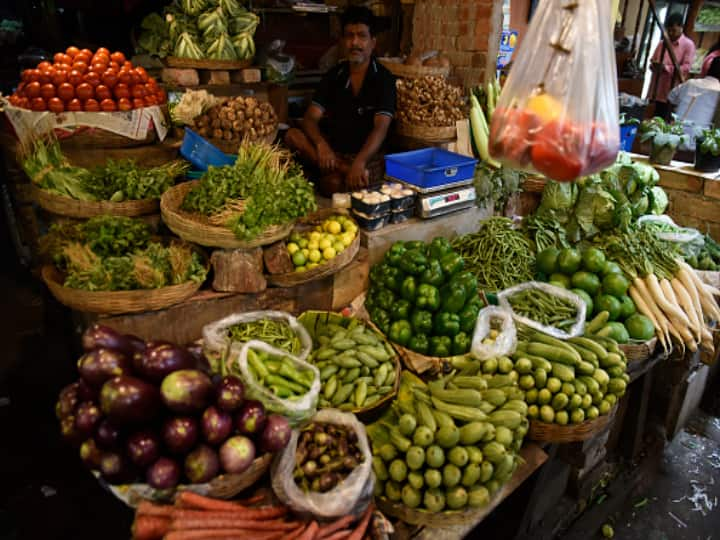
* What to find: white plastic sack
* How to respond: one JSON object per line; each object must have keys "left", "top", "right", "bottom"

{"left": 637, "top": 214, "right": 704, "bottom": 245}
{"left": 470, "top": 306, "right": 517, "bottom": 360}
{"left": 231, "top": 340, "right": 320, "bottom": 425}
{"left": 203, "top": 310, "right": 313, "bottom": 363}
{"left": 271, "top": 409, "right": 374, "bottom": 520}
{"left": 498, "top": 281, "right": 586, "bottom": 339}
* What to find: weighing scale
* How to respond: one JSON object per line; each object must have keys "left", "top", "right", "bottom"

{"left": 387, "top": 177, "right": 477, "bottom": 219}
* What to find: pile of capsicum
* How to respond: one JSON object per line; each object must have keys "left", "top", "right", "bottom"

{"left": 365, "top": 238, "right": 482, "bottom": 357}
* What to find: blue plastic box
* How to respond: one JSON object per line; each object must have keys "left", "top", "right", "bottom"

{"left": 180, "top": 128, "right": 236, "bottom": 171}
{"left": 384, "top": 148, "right": 478, "bottom": 189}
{"left": 620, "top": 125, "right": 638, "bottom": 152}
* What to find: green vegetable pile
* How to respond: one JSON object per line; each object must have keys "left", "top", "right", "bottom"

{"left": 245, "top": 347, "right": 316, "bottom": 399}
{"left": 452, "top": 217, "right": 535, "bottom": 292}
{"left": 640, "top": 219, "right": 720, "bottom": 271}
{"left": 137, "top": 0, "right": 259, "bottom": 61}
{"left": 698, "top": 4, "right": 720, "bottom": 26}
{"left": 49, "top": 216, "right": 207, "bottom": 291}
{"left": 22, "top": 139, "right": 188, "bottom": 202}
{"left": 181, "top": 141, "right": 317, "bottom": 240}
{"left": 472, "top": 164, "right": 527, "bottom": 213}
{"left": 367, "top": 370, "right": 528, "bottom": 511}
{"left": 506, "top": 288, "right": 579, "bottom": 330}
{"left": 366, "top": 238, "right": 481, "bottom": 357}
{"left": 227, "top": 319, "right": 303, "bottom": 355}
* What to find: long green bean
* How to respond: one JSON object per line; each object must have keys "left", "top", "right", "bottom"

{"left": 227, "top": 319, "right": 302, "bottom": 354}
{"left": 507, "top": 288, "right": 578, "bottom": 326}
{"left": 452, "top": 217, "right": 535, "bottom": 292}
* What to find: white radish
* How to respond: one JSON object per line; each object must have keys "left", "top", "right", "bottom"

{"left": 646, "top": 274, "right": 693, "bottom": 329}
{"left": 671, "top": 278, "right": 702, "bottom": 341}
{"left": 629, "top": 285, "right": 668, "bottom": 354}
{"left": 678, "top": 261, "right": 720, "bottom": 320}
{"left": 703, "top": 284, "right": 720, "bottom": 297}
{"left": 634, "top": 278, "right": 673, "bottom": 347}
{"left": 661, "top": 278, "right": 699, "bottom": 349}
{"left": 677, "top": 266, "right": 707, "bottom": 324}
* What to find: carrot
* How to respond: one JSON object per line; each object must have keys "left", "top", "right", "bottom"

{"left": 297, "top": 520, "right": 319, "bottom": 540}
{"left": 347, "top": 504, "right": 373, "bottom": 540}
{"left": 168, "top": 508, "right": 288, "bottom": 521}
{"left": 137, "top": 500, "right": 175, "bottom": 517}
{"left": 235, "top": 493, "right": 267, "bottom": 506}
{"left": 164, "top": 529, "right": 285, "bottom": 540}
{"left": 284, "top": 524, "right": 313, "bottom": 540}
{"left": 318, "top": 515, "right": 354, "bottom": 539}
{"left": 175, "top": 492, "right": 250, "bottom": 511}
{"left": 323, "top": 531, "right": 352, "bottom": 540}
{"left": 131, "top": 515, "right": 170, "bottom": 540}
{"left": 170, "top": 517, "right": 297, "bottom": 531}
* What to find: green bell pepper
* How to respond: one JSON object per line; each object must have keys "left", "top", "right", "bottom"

{"left": 428, "top": 237, "right": 453, "bottom": 260}
{"left": 419, "top": 259, "right": 445, "bottom": 287}
{"left": 398, "top": 249, "right": 428, "bottom": 276}
{"left": 429, "top": 335, "right": 452, "bottom": 357}
{"left": 384, "top": 242, "right": 407, "bottom": 268}
{"left": 434, "top": 312, "right": 461, "bottom": 337}
{"left": 452, "top": 271, "right": 479, "bottom": 300}
{"left": 410, "top": 309, "right": 433, "bottom": 335}
{"left": 416, "top": 284, "right": 441, "bottom": 312}
{"left": 370, "top": 307, "right": 391, "bottom": 335}
{"left": 390, "top": 299, "right": 411, "bottom": 321}
{"left": 381, "top": 266, "right": 403, "bottom": 293}
{"left": 405, "top": 241, "right": 427, "bottom": 253}
{"left": 441, "top": 282, "right": 467, "bottom": 314}
{"left": 408, "top": 334, "right": 429, "bottom": 355}
{"left": 389, "top": 320, "right": 412, "bottom": 346}
{"left": 401, "top": 276, "right": 417, "bottom": 302}
{"left": 440, "top": 252, "right": 465, "bottom": 277}
{"left": 452, "top": 331, "right": 471, "bottom": 355}
{"left": 369, "top": 263, "right": 385, "bottom": 285}
{"left": 375, "top": 288, "right": 396, "bottom": 311}
{"left": 459, "top": 302, "right": 480, "bottom": 334}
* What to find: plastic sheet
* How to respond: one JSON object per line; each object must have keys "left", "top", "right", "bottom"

{"left": 470, "top": 306, "right": 517, "bottom": 360}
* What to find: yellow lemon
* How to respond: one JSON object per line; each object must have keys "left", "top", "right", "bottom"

{"left": 333, "top": 241, "right": 345, "bottom": 253}
{"left": 292, "top": 251, "right": 307, "bottom": 267}
{"left": 287, "top": 242, "right": 299, "bottom": 255}
{"left": 307, "top": 240, "right": 319, "bottom": 250}
{"left": 301, "top": 248, "right": 310, "bottom": 258}
{"left": 310, "top": 231, "right": 322, "bottom": 241}
{"left": 344, "top": 222, "right": 358, "bottom": 235}
{"left": 314, "top": 226, "right": 322, "bottom": 233}
{"left": 309, "top": 249, "right": 322, "bottom": 263}
{"left": 307, "top": 262, "right": 320, "bottom": 269}
{"left": 318, "top": 238, "right": 332, "bottom": 250}
{"left": 295, "top": 265, "right": 307, "bottom": 272}
{"left": 327, "top": 220, "right": 342, "bottom": 235}
{"left": 323, "top": 247, "right": 337, "bottom": 260}
{"left": 289, "top": 232, "right": 302, "bottom": 243}
{"left": 341, "top": 232, "right": 355, "bottom": 247}
{"left": 526, "top": 92, "right": 563, "bottom": 124}
{"left": 298, "top": 238, "right": 308, "bottom": 249}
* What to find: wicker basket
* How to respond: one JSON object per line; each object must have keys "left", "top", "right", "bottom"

{"left": 266, "top": 209, "right": 360, "bottom": 288}
{"left": 393, "top": 343, "right": 449, "bottom": 375}
{"left": 31, "top": 185, "right": 159, "bottom": 218}
{"left": 521, "top": 176, "right": 548, "bottom": 194}
{"left": 376, "top": 493, "right": 498, "bottom": 527}
{"left": 297, "top": 310, "right": 400, "bottom": 422}
{"left": 377, "top": 57, "right": 451, "bottom": 79}
{"left": 160, "top": 180, "right": 294, "bottom": 249}
{"left": 528, "top": 406, "right": 617, "bottom": 443}
{"left": 619, "top": 337, "right": 658, "bottom": 362}
{"left": 396, "top": 123, "right": 458, "bottom": 142}
{"left": 211, "top": 128, "right": 279, "bottom": 154}
{"left": 42, "top": 265, "right": 204, "bottom": 315}
{"left": 164, "top": 57, "right": 253, "bottom": 70}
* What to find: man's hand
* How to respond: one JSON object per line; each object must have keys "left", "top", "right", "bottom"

{"left": 317, "top": 141, "right": 337, "bottom": 172}
{"left": 347, "top": 157, "right": 369, "bottom": 190}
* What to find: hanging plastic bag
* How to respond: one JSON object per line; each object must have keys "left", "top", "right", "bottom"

{"left": 489, "top": 0, "right": 619, "bottom": 182}
{"left": 271, "top": 409, "right": 374, "bottom": 520}
{"left": 231, "top": 340, "right": 320, "bottom": 425}
{"left": 470, "top": 306, "right": 517, "bottom": 360}
{"left": 498, "top": 281, "right": 586, "bottom": 339}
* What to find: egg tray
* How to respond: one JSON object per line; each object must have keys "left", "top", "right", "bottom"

{"left": 352, "top": 209, "right": 390, "bottom": 231}
{"left": 390, "top": 193, "right": 416, "bottom": 211}
{"left": 351, "top": 196, "right": 392, "bottom": 217}
{"left": 390, "top": 207, "right": 415, "bottom": 224}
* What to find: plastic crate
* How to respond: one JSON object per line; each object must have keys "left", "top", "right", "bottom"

{"left": 620, "top": 125, "right": 638, "bottom": 152}
{"left": 384, "top": 148, "right": 478, "bottom": 189}
{"left": 180, "top": 128, "right": 235, "bottom": 171}
{"left": 352, "top": 210, "right": 390, "bottom": 231}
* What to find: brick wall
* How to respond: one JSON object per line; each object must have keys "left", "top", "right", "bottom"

{"left": 411, "top": 0, "right": 503, "bottom": 88}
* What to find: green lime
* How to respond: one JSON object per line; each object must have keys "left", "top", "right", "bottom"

{"left": 402, "top": 484, "right": 422, "bottom": 508}
{"left": 549, "top": 273, "right": 572, "bottom": 288}
{"left": 555, "top": 410, "right": 569, "bottom": 425}
{"left": 571, "top": 271, "right": 601, "bottom": 296}
{"left": 537, "top": 248, "right": 560, "bottom": 275}
{"left": 582, "top": 248, "right": 607, "bottom": 273}
{"left": 291, "top": 250, "right": 307, "bottom": 267}
{"left": 602, "top": 261, "right": 623, "bottom": 276}
{"left": 617, "top": 295, "right": 636, "bottom": 320}
{"left": 605, "top": 322, "right": 630, "bottom": 344}
{"left": 602, "top": 273, "right": 629, "bottom": 297}
{"left": 624, "top": 314, "right": 655, "bottom": 340}
{"left": 595, "top": 294, "right": 622, "bottom": 321}
{"left": 558, "top": 248, "right": 582, "bottom": 274}
{"left": 571, "top": 288, "right": 594, "bottom": 318}
{"left": 446, "top": 486, "right": 469, "bottom": 510}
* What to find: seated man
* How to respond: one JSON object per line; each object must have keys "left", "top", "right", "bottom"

{"left": 285, "top": 6, "right": 396, "bottom": 196}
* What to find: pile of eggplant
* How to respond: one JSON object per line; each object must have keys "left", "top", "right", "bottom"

{"left": 57, "top": 325, "right": 292, "bottom": 489}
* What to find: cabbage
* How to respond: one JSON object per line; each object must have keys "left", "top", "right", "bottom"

{"left": 574, "top": 185, "right": 616, "bottom": 237}
{"left": 537, "top": 181, "right": 578, "bottom": 225}
{"left": 651, "top": 186, "right": 669, "bottom": 214}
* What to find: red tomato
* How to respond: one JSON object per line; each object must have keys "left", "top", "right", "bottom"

{"left": 132, "top": 98, "right": 145, "bottom": 109}
{"left": 31, "top": 97, "right": 47, "bottom": 111}
{"left": 96, "top": 47, "right": 110, "bottom": 56}
{"left": 113, "top": 83, "right": 130, "bottom": 100}
{"left": 75, "top": 53, "right": 91, "bottom": 65}
{"left": 52, "top": 70, "right": 68, "bottom": 86}
{"left": 18, "top": 97, "right": 31, "bottom": 109}
{"left": 48, "top": 97, "right": 64, "bottom": 113}
{"left": 8, "top": 95, "right": 20, "bottom": 106}
{"left": 67, "top": 98, "right": 83, "bottom": 111}
{"left": 57, "top": 82, "right": 75, "bottom": 101}
{"left": 66, "top": 46, "right": 80, "bottom": 58}
{"left": 110, "top": 51, "right": 126, "bottom": 64}
{"left": 40, "top": 83, "right": 56, "bottom": 100}
{"left": 530, "top": 121, "right": 584, "bottom": 182}
{"left": 72, "top": 61, "right": 88, "bottom": 74}
{"left": 68, "top": 70, "right": 83, "bottom": 86}
{"left": 156, "top": 89, "right": 167, "bottom": 104}
{"left": 100, "top": 98, "right": 117, "bottom": 112}
{"left": 37, "top": 61, "right": 51, "bottom": 71}
{"left": 21, "top": 69, "right": 33, "bottom": 83}
{"left": 489, "top": 108, "right": 539, "bottom": 168}
{"left": 118, "top": 70, "right": 132, "bottom": 85}
{"left": 59, "top": 53, "right": 73, "bottom": 66}
{"left": 135, "top": 67, "right": 149, "bottom": 83}
{"left": 144, "top": 83, "right": 157, "bottom": 97}
{"left": 130, "top": 85, "right": 145, "bottom": 99}
{"left": 84, "top": 71, "right": 101, "bottom": 87}
{"left": 117, "top": 97, "right": 132, "bottom": 111}
{"left": 122, "top": 61, "right": 133, "bottom": 70}
{"left": 15, "top": 82, "right": 25, "bottom": 94}
{"left": 55, "top": 63, "right": 71, "bottom": 72}
{"left": 102, "top": 70, "right": 118, "bottom": 88}
{"left": 83, "top": 98, "right": 100, "bottom": 112}
{"left": 144, "top": 94, "right": 157, "bottom": 106}
{"left": 27, "top": 69, "right": 42, "bottom": 83}
{"left": 95, "top": 84, "right": 112, "bottom": 101}
{"left": 39, "top": 70, "right": 53, "bottom": 85}
{"left": 80, "top": 48, "right": 93, "bottom": 57}
{"left": 109, "top": 61, "right": 120, "bottom": 72}
{"left": 76, "top": 82, "right": 94, "bottom": 101}
{"left": 91, "top": 62, "right": 107, "bottom": 74}
{"left": 25, "top": 81, "right": 41, "bottom": 98}
{"left": 53, "top": 52, "right": 65, "bottom": 64}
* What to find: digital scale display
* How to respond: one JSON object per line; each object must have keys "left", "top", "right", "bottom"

{"left": 445, "top": 193, "right": 460, "bottom": 203}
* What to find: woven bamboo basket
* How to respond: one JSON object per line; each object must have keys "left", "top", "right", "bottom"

{"left": 164, "top": 57, "right": 253, "bottom": 70}
{"left": 619, "top": 337, "right": 658, "bottom": 362}
{"left": 396, "top": 122, "right": 458, "bottom": 142}
{"left": 297, "top": 310, "right": 400, "bottom": 422}
{"left": 528, "top": 405, "right": 617, "bottom": 443}
{"left": 31, "top": 185, "right": 159, "bottom": 218}
{"left": 377, "top": 57, "right": 450, "bottom": 78}
{"left": 266, "top": 209, "right": 360, "bottom": 288}
{"left": 42, "top": 264, "right": 205, "bottom": 315}
{"left": 160, "top": 180, "right": 294, "bottom": 249}
{"left": 392, "top": 343, "right": 448, "bottom": 375}
{"left": 521, "top": 175, "right": 548, "bottom": 194}
{"left": 211, "top": 128, "right": 279, "bottom": 154}
{"left": 376, "top": 492, "right": 499, "bottom": 527}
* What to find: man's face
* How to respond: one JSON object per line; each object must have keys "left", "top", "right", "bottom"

{"left": 667, "top": 23, "right": 683, "bottom": 41}
{"left": 343, "top": 23, "right": 375, "bottom": 65}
